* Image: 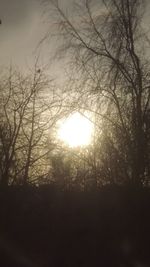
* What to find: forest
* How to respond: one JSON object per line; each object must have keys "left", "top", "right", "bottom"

{"left": 0, "top": 0, "right": 150, "bottom": 266}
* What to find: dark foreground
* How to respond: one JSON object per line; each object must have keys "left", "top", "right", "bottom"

{"left": 0, "top": 185, "right": 150, "bottom": 267}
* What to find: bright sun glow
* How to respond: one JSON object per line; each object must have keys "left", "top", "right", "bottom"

{"left": 58, "top": 113, "right": 93, "bottom": 147}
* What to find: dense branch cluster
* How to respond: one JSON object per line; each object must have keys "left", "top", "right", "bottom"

{"left": 0, "top": 0, "right": 150, "bottom": 188}
{"left": 45, "top": 0, "right": 150, "bottom": 187}
{"left": 0, "top": 66, "right": 63, "bottom": 186}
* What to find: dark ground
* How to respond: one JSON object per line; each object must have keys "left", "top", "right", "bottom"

{"left": 0, "top": 184, "right": 150, "bottom": 267}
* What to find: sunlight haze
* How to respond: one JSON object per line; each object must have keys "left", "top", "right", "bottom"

{"left": 58, "top": 113, "right": 93, "bottom": 147}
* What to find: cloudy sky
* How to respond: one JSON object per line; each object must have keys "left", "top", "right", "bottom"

{"left": 0, "top": 0, "right": 76, "bottom": 79}
{"left": 0, "top": 0, "right": 46, "bottom": 67}
{"left": 0, "top": 0, "right": 149, "bottom": 71}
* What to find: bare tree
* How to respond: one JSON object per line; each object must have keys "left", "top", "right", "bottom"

{"left": 44, "top": 0, "right": 150, "bottom": 186}
{"left": 0, "top": 65, "right": 63, "bottom": 187}
{"left": 0, "top": 67, "right": 33, "bottom": 186}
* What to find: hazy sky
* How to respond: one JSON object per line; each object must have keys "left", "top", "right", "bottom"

{"left": 0, "top": 0, "right": 45, "bottom": 67}
{"left": 0, "top": 0, "right": 149, "bottom": 71}
{"left": 0, "top": 0, "right": 75, "bottom": 78}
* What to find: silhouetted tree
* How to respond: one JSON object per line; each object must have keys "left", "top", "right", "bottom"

{"left": 45, "top": 0, "right": 150, "bottom": 186}
{"left": 0, "top": 65, "right": 63, "bottom": 187}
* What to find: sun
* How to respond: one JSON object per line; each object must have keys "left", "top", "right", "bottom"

{"left": 58, "top": 112, "right": 93, "bottom": 147}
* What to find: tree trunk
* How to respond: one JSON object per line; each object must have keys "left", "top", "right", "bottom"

{"left": 132, "top": 94, "right": 144, "bottom": 187}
